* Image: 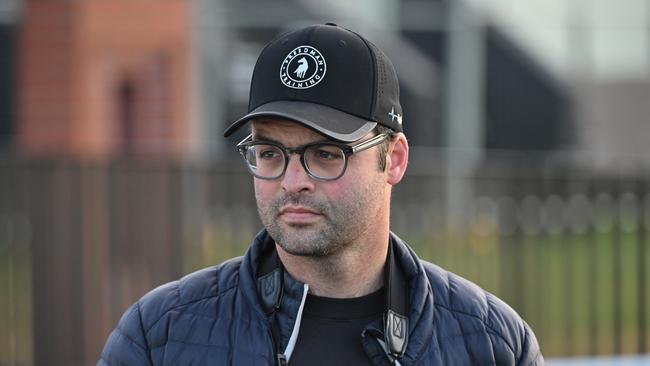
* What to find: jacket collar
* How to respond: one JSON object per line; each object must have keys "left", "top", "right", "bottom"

{"left": 238, "top": 230, "right": 435, "bottom": 365}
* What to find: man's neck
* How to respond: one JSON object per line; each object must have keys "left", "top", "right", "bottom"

{"left": 276, "top": 230, "right": 390, "bottom": 298}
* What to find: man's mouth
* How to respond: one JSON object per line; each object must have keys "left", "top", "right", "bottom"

{"left": 278, "top": 206, "right": 322, "bottom": 224}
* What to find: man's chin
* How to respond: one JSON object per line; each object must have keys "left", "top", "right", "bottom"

{"left": 274, "top": 229, "right": 336, "bottom": 257}
{"left": 276, "top": 242, "right": 332, "bottom": 257}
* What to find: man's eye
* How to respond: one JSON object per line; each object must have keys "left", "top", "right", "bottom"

{"left": 258, "top": 148, "right": 281, "bottom": 159}
{"left": 313, "top": 147, "right": 343, "bottom": 160}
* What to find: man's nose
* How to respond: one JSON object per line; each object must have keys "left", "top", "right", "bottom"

{"left": 281, "top": 154, "right": 315, "bottom": 194}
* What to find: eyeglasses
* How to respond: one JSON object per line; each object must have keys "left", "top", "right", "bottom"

{"left": 236, "top": 133, "right": 390, "bottom": 181}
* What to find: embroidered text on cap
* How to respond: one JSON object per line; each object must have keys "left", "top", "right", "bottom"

{"left": 280, "top": 46, "right": 327, "bottom": 89}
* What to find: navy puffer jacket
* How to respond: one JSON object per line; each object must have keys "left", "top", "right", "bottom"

{"left": 99, "top": 230, "right": 543, "bottom": 365}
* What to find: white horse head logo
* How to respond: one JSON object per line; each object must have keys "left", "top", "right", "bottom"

{"left": 280, "top": 46, "right": 326, "bottom": 89}
{"left": 293, "top": 57, "right": 309, "bottom": 78}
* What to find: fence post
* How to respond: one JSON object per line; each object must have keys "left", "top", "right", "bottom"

{"left": 30, "top": 162, "right": 86, "bottom": 366}
{"left": 637, "top": 174, "right": 647, "bottom": 354}
{"left": 612, "top": 178, "right": 622, "bottom": 355}
{"left": 587, "top": 180, "right": 598, "bottom": 355}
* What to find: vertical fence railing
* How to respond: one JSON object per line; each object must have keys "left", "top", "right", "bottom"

{"left": 636, "top": 175, "right": 647, "bottom": 354}
{"left": 0, "top": 157, "right": 649, "bottom": 364}
{"left": 612, "top": 179, "right": 623, "bottom": 355}
{"left": 587, "top": 179, "right": 599, "bottom": 355}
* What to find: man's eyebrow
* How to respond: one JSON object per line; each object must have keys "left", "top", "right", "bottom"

{"left": 250, "top": 132, "right": 283, "bottom": 145}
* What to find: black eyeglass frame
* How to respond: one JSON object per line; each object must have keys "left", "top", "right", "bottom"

{"left": 236, "top": 133, "right": 391, "bottom": 181}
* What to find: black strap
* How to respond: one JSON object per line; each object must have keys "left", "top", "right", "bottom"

{"left": 361, "top": 328, "right": 394, "bottom": 366}
{"left": 256, "top": 246, "right": 285, "bottom": 365}
{"left": 257, "top": 247, "right": 283, "bottom": 315}
{"left": 383, "top": 238, "right": 409, "bottom": 360}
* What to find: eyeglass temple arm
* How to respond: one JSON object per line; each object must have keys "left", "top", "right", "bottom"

{"left": 351, "top": 134, "right": 388, "bottom": 153}
{"left": 236, "top": 134, "right": 253, "bottom": 147}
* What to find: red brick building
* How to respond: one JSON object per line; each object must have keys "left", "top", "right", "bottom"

{"left": 19, "top": 0, "right": 191, "bottom": 159}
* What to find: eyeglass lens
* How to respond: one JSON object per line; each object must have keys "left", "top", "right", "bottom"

{"left": 243, "top": 143, "right": 346, "bottom": 179}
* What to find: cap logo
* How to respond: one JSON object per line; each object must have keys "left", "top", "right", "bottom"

{"left": 280, "top": 45, "right": 326, "bottom": 89}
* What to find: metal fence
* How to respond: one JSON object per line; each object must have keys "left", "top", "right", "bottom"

{"left": 0, "top": 155, "right": 648, "bottom": 365}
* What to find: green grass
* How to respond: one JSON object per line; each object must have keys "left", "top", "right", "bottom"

{"left": 400, "top": 228, "right": 650, "bottom": 357}
{"left": 0, "top": 249, "right": 33, "bottom": 366}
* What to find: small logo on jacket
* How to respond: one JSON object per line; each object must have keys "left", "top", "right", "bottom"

{"left": 280, "top": 46, "right": 326, "bottom": 89}
{"left": 392, "top": 317, "right": 404, "bottom": 339}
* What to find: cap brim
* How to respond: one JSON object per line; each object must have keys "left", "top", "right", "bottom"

{"left": 223, "top": 100, "right": 377, "bottom": 142}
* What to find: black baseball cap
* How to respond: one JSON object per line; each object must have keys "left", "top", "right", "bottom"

{"left": 223, "top": 23, "right": 403, "bottom": 142}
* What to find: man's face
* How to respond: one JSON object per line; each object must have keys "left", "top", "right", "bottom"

{"left": 251, "top": 119, "right": 389, "bottom": 257}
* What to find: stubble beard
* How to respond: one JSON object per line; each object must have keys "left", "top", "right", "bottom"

{"left": 255, "top": 177, "right": 385, "bottom": 258}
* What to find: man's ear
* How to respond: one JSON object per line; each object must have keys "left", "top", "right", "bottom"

{"left": 386, "top": 134, "right": 409, "bottom": 185}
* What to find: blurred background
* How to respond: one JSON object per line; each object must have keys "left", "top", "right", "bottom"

{"left": 0, "top": 0, "right": 649, "bottom": 365}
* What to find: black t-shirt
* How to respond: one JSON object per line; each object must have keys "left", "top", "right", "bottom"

{"left": 289, "top": 287, "right": 385, "bottom": 365}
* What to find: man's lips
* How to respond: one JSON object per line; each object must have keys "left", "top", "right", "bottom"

{"left": 278, "top": 206, "right": 322, "bottom": 223}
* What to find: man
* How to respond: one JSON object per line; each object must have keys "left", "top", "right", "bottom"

{"left": 100, "top": 23, "right": 543, "bottom": 365}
